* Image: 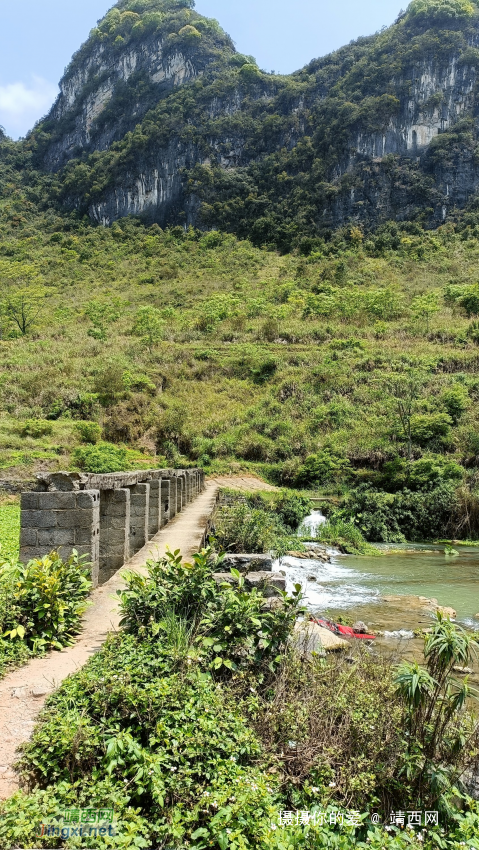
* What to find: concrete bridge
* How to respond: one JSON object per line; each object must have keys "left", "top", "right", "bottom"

{"left": 19, "top": 468, "right": 205, "bottom": 585}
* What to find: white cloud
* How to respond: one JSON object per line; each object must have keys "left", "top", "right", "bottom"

{"left": 0, "top": 76, "right": 58, "bottom": 139}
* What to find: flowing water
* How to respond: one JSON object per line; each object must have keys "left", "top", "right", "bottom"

{"left": 279, "top": 511, "right": 479, "bottom": 673}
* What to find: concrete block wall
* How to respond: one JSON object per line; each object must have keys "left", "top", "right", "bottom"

{"left": 129, "top": 483, "right": 150, "bottom": 555}
{"left": 19, "top": 468, "right": 205, "bottom": 588}
{"left": 99, "top": 488, "right": 130, "bottom": 585}
{"left": 20, "top": 490, "right": 100, "bottom": 587}
{"left": 148, "top": 479, "right": 162, "bottom": 539}
{"left": 160, "top": 480, "right": 170, "bottom": 528}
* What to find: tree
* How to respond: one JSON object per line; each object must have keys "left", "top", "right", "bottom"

{"left": 411, "top": 292, "right": 440, "bottom": 333}
{"left": 85, "top": 299, "right": 122, "bottom": 341}
{"left": 395, "top": 614, "right": 479, "bottom": 808}
{"left": 386, "top": 369, "right": 425, "bottom": 462}
{"left": 132, "top": 306, "right": 165, "bottom": 351}
{"left": 2, "top": 285, "right": 46, "bottom": 336}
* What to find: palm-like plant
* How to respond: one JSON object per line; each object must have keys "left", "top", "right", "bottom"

{"left": 394, "top": 613, "right": 479, "bottom": 808}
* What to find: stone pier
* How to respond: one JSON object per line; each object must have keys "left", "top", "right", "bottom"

{"left": 19, "top": 468, "right": 205, "bottom": 587}
{"left": 20, "top": 490, "right": 101, "bottom": 586}
{"left": 148, "top": 479, "right": 162, "bottom": 539}
{"left": 99, "top": 488, "right": 130, "bottom": 585}
{"left": 160, "top": 479, "right": 170, "bottom": 528}
{"left": 129, "top": 483, "right": 150, "bottom": 555}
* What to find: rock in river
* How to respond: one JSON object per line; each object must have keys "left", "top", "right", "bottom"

{"left": 293, "top": 620, "right": 348, "bottom": 655}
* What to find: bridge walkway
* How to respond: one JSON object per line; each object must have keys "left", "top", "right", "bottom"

{"left": 0, "top": 481, "right": 219, "bottom": 799}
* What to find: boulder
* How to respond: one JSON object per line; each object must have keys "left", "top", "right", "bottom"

{"left": 213, "top": 572, "right": 238, "bottom": 586}
{"left": 383, "top": 595, "right": 456, "bottom": 620}
{"left": 474, "top": 614, "right": 479, "bottom": 620}
{"left": 453, "top": 666, "right": 473, "bottom": 675}
{"left": 220, "top": 554, "right": 273, "bottom": 573}
{"left": 213, "top": 571, "right": 286, "bottom": 598}
{"left": 286, "top": 548, "right": 330, "bottom": 562}
{"left": 245, "top": 572, "right": 286, "bottom": 597}
{"left": 352, "top": 621, "right": 368, "bottom": 634}
{"left": 293, "top": 620, "right": 348, "bottom": 655}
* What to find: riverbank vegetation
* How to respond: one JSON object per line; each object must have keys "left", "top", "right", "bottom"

{"left": 0, "top": 548, "right": 478, "bottom": 848}
{"left": 210, "top": 488, "right": 312, "bottom": 556}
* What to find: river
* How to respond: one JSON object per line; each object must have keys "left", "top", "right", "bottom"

{"left": 278, "top": 511, "right": 479, "bottom": 665}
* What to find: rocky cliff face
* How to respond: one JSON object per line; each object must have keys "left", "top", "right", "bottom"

{"left": 44, "top": 36, "right": 202, "bottom": 171}
{"left": 33, "top": 0, "right": 479, "bottom": 241}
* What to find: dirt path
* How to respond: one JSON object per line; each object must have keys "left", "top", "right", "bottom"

{"left": 209, "top": 474, "right": 277, "bottom": 492}
{"left": 0, "top": 482, "right": 219, "bottom": 800}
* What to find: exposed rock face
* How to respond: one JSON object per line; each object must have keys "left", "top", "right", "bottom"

{"left": 43, "top": 37, "right": 202, "bottom": 172}
{"left": 34, "top": 2, "right": 479, "bottom": 232}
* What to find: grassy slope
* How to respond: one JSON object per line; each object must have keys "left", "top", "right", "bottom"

{"left": 2, "top": 210, "right": 479, "bottom": 474}
{"left": 2, "top": 138, "right": 479, "bottom": 538}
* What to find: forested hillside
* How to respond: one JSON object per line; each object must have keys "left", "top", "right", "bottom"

{"left": 21, "top": 0, "right": 479, "bottom": 248}
{"left": 2, "top": 124, "right": 479, "bottom": 540}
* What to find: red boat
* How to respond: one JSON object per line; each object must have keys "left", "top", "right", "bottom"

{"left": 312, "top": 617, "right": 376, "bottom": 640}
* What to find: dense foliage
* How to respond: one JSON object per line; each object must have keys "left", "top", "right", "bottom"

{"left": 0, "top": 550, "right": 92, "bottom": 677}
{"left": 210, "top": 489, "right": 312, "bottom": 556}
{"left": 0, "top": 549, "right": 478, "bottom": 848}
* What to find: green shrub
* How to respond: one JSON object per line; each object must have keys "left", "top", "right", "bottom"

{"left": 212, "top": 501, "right": 297, "bottom": 556}
{"left": 0, "top": 550, "right": 92, "bottom": 651}
{"left": 119, "top": 548, "right": 302, "bottom": 675}
{"left": 315, "top": 517, "right": 380, "bottom": 554}
{"left": 410, "top": 412, "right": 452, "bottom": 446}
{"left": 337, "top": 482, "right": 458, "bottom": 542}
{"left": 295, "top": 448, "right": 351, "bottom": 486}
{"left": 273, "top": 490, "right": 313, "bottom": 531}
{"left": 375, "top": 456, "right": 464, "bottom": 492}
{"left": 20, "top": 419, "right": 53, "bottom": 439}
{"left": 72, "top": 441, "right": 128, "bottom": 473}
{"left": 239, "top": 62, "right": 262, "bottom": 81}
{"left": 441, "top": 386, "right": 469, "bottom": 423}
{"left": 0, "top": 502, "right": 20, "bottom": 562}
{"left": 74, "top": 420, "right": 101, "bottom": 444}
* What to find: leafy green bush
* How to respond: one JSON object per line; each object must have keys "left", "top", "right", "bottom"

{"left": 315, "top": 517, "right": 380, "bottom": 554}
{"left": 74, "top": 420, "right": 102, "bottom": 444}
{"left": 441, "top": 386, "right": 469, "bottom": 423}
{"left": 73, "top": 441, "right": 129, "bottom": 473}
{"left": 370, "top": 455, "right": 464, "bottom": 493}
{"left": 0, "top": 502, "right": 20, "bottom": 562}
{"left": 212, "top": 501, "right": 298, "bottom": 556}
{"left": 0, "top": 550, "right": 92, "bottom": 652}
{"left": 337, "top": 482, "right": 458, "bottom": 542}
{"left": 410, "top": 412, "right": 453, "bottom": 446}
{"left": 119, "top": 548, "right": 302, "bottom": 675}
{"left": 20, "top": 419, "right": 53, "bottom": 438}
{"left": 295, "top": 448, "right": 351, "bottom": 487}
{"left": 273, "top": 490, "right": 313, "bottom": 532}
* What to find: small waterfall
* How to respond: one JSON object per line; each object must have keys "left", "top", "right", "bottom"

{"left": 299, "top": 510, "right": 327, "bottom": 538}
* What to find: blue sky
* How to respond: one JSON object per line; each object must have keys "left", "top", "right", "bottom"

{"left": 0, "top": 0, "right": 405, "bottom": 139}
